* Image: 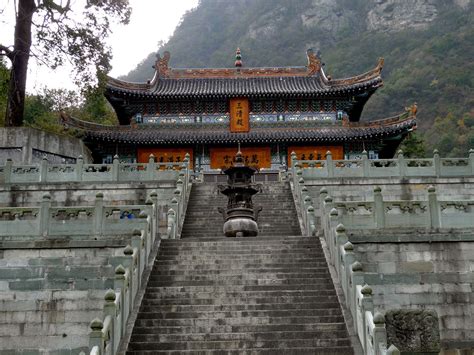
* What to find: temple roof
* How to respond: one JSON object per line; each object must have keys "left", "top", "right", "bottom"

{"left": 61, "top": 110, "right": 416, "bottom": 146}
{"left": 106, "top": 50, "right": 384, "bottom": 100}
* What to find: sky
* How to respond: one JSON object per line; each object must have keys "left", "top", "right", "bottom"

{"left": 0, "top": 0, "right": 199, "bottom": 92}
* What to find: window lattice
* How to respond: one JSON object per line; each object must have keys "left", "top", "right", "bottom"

{"left": 275, "top": 100, "right": 285, "bottom": 112}
{"left": 251, "top": 101, "right": 262, "bottom": 113}
{"left": 158, "top": 102, "right": 168, "bottom": 115}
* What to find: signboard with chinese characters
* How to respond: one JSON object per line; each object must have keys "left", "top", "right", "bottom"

{"left": 230, "top": 98, "right": 249, "bottom": 132}
{"left": 287, "top": 146, "right": 343, "bottom": 167}
{"left": 137, "top": 148, "right": 193, "bottom": 168}
{"left": 210, "top": 147, "right": 271, "bottom": 170}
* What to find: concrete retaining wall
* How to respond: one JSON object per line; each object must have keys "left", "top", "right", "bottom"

{"left": 0, "top": 127, "right": 92, "bottom": 164}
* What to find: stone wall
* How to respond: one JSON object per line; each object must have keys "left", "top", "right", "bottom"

{"left": 352, "top": 238, "right": 474, "bottom": 350}
{"left": 0, "top": 127, "right": 92, "bottom": 164}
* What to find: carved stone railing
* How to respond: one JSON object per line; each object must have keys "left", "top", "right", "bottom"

{"left": 165, "top": 162, "right": 192, "bottom": 240}
{"left": 0, "top": 153, "right": 191, "bottom": 184}
{"left": 0, "top": 193, "right": 158, "bottom": 239}
{"left": 89, "top": 227, "right": 154, "bottom": 355}
{"left": 290, "top": 180, "right": 454, "bottom": 353}
{"left": 290, "top": 149, "right": 474, "bottom": 181}
{"left": 318, "top": 186, "right": 474, "bottom": 231}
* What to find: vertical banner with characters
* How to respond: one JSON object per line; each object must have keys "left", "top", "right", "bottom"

{"left": 230, "top": 98, "right": 249, "bottom": 132}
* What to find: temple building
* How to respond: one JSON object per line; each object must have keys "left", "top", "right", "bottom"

{"left": 62, "top": 49, "right": 417, "bottom": 170}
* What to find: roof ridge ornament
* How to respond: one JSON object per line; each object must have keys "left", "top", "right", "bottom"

{"left": 154, "top": 51, "right": 171, "bottom": 78}
{"left": 306, "top": 48, "right": 322, "bottom": 76}
{"left": 235, "top": 48, "right": 242, "bottom": 68}
{"left": 376, "top": 57, "right": 384, "bottom": 74}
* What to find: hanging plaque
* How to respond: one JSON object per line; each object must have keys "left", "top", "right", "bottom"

{"left": 210, "top": 146, "right": 271, "bottom": 170}
{"left": 230, "top": 98, "right": 249, "bottom": 132}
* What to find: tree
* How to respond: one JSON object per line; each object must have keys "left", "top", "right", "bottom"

{"left": 0, "top": 0, "right": 131, "bottom": 127}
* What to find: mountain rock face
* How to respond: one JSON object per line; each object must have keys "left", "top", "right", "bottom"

{"left": 301, "top": 0, "right": 355, "bottom": 38}
{"left": 122, "top": 0, "right": 473, "bottom": 157}
{"left": 367, "top": 0, "right": 438, "bottom": 31}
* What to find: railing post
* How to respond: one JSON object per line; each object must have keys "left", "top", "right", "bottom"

{"left": 362, "top": 150, "right": 369, "bottom": 177}
{"left": 112, "top": 154, "right": 119, "bottom": 181}
{"left": 374, "top": 186, "right": 385, "bottom": 228}
{"left": 103, "top": 289, "right": 117, "bottom": 353}
{"left": 147, "top": 154, "right": 155, "bottom": 180}
{"left": 297, "top": 177, "right": 305, "bottom": 201}
{"left": 179, "top": 170, "right": 187, "bottom": 197}
{"left": 148, "top": 192, "right": 158, "bottom": 241}
{"left": 428, "top": 185, "right": 441, "bottom": 228}
{"left": 167, "top": 208, "right": 176, "bottom": 239}
{"left": 397, "top": 150, "right": 406, "bottom": 177}
{"left": 4, "top": 158, "right": 13, "bottom": 184}
{"left": 40, "top": 194, "right": 51, "bottom": 237}
{"left": 89, "top": 318, "right": 105, "bottom": 352}
{"left": 469, "top": 149, "right": 474, "bottom": 175}
{"left": 184, "top": 153, "right": 191, "bottom": 184}
{"left": 307, "top": 205, "right": 316, "bottom": 237}
{"left": 40, "top": 156, "right": 48, "bottom": 182}
{"left": 114, "top": 265, "right": 128, "bottom": 337}
{"left": 290, "top": 151, "right": 297, "bottom": 177}
{"left": 433, "top": 149, "right": 441, "bottom": 177}
{"left": 93, "top": 192, "right": 104, "bottom": 236}
{"left": 350, "top": 261, "right": 364, "bottom": 330}
{"left": 76, "top": 155, "right": 83, "bottom": 182}
{"left": 335, "top": 224, "right": 348, "bottom": 278}
{"left": 172, "top": 192, "right": 181, "bottom": 232}
{"left": 387, "top": 344, "right": 401, "bottom": 354}
{"left": 373, "top": 312, "right": 387, "bottom": 355}
{"left": 342, "top": 242, "right": 355, "bottom": 299}
{"left": 360, "top": 285, "right": 374, "bottom": 353}
{"left": 326, "top": 151, "right": 334, "bottom": 177}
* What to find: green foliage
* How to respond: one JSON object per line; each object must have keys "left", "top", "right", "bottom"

{"left": 21, "top": 86, "right": 117, "bottom": 134}
{"left": 400, "top": 132, "right": 426, "bottom": 158}
{"left": 424, "top": 111, "right": 474, "bottom": 157}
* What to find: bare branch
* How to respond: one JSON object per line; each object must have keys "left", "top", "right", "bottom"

{"left": 0, "top": 44, "right": 14, "bottom": 60}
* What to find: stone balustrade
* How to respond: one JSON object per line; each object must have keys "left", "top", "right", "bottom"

{"left": 89, "top": 227, "right": 154, "bottom": 355}
{"left": 290, "top": 149, "right": 474, "bottom": 182}
{"left": 0, "top": 153, "right": 191, "bottom": 184}
{"left": 318, "top": 185, "right": 474, "bottom": 232}
{"left": 0, "top": 193, "right": 156, "bottom": 240}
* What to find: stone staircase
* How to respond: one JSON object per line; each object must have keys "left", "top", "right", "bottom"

{"left": 180, "top": 182, "right": 301, "bottom": 238}
{"left": 126, "top": 237, "right": 354, "bottom": 354}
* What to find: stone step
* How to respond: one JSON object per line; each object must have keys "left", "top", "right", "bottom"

{"left": 158, "top": 245, "right": 323, "bottom": 252}
{"left": 146, "top": 278, "right": 333, "bottom": 287}
{"left": 130, "top": 329, "right": 349, "bottom": 342}
{"left": 127, "top": 337, "right": 351, "bottom": 351}
{"left": 142, "top": 289, "right": 337, "bottom": 301}
{"left": 133, "top": 315, "right": 346, "bottom": 327}
{"left": 154, "top": 267, "right": 329, "bottom": 280}
{"left": 130, "top": 322, "right": 347, "bottom": 335}
{"left": 149, "top": 272, "right": 329, "bottom": 281}
{"left": 126, "top": 347, "right": 354, "bottom": 355}
{"left": 140, "top": 295, "right": 339, "bottom": 305}
{"left": 135, "top": 308, "right": 344, "bottom": 320}
{"left": 153, "top": 262, "right": 332, "bottom": 270}
{"left": 138, "top": 302, "right": 341, "bottom": 312}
